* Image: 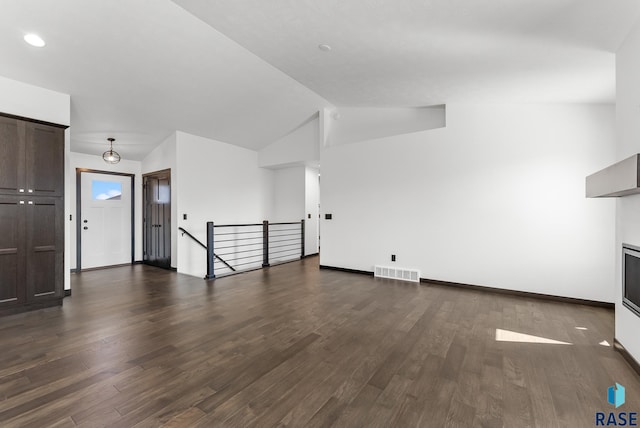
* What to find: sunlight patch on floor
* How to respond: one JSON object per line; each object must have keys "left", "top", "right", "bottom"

{"left": 495, "top": 328, "right": 572, "bottom": 345}
{"left": 599, "top": 340, "right": 611, "bottom": 347}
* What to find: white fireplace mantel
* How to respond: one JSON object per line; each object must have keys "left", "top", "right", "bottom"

{"left": 586, "top": 154, "right": 640, "bottom": 198}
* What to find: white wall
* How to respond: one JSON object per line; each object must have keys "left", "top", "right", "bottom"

{"left": 615, "top": 18, "right": 640, "bottom": 363}
{"left": 259, "top": 115, "right": 319, "bottom": 168}
{"left": 273, "top": 167, "right": 305, "bottom": 222}
{"left": 142, "top": 132, "right": 178, "bottom": 268}
{"left": 0, "top": 76, "right": 72, "bottom": 290}
{"left": 270, "top": 166, "right": 307, "bottom": 264}
{"left": 271, "top": 166, "right": 320, "bottom": 256}
{"left": 0, "top": 75, "right": 70, "bottom": 126}
{"left": 305, "top": 167, "right": 320, "bottom": 256}
{"left": 69, "top": 152, "right": 143, "bottom": 269}
{"left": 175, "top": 131, "right": 274, "bottom": 277}
{"left": 320, "top": 103, "right": 616, "bottom": 302}
{"left": 142, "top": 132, "right": 177, "bottom": 176}
{"left": 328, "top": 105, "right": 446, "bottom": 146}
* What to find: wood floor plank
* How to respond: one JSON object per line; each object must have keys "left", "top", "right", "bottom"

{"left": 0, "top": 367, "right": 124, "bottom": 422}
{"left": 328, "top": 383, "right": 383, "bottom": 428}
{"left": 445, "top": 398, "right": 476, "bottom": 428}
{"left": 206, "top": 351, "right": 328, "bottom": 424}
{"left": 259, "top": 361, "right": 342, "bottom": 427}
{"left": 46, "top": 416, "right": 76, "bottom": 428}
{"left": 361, "top": 374, "right": 412, "bottom": 428}
{"left": 0, "top": 257, "right": 636, "bottom": 427}
{"left": 158, "top": 406, "right": 207, "bottom": 428}
{"left": 387, "top": 393, "right": 421, "bottom": 427}
{"left": 112, "top": 386, "right": 214, "bottom": 428}
{"left": 195, "top": 333, "right": 320, "bottom": 413}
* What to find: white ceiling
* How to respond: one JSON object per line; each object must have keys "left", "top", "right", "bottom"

{"left": 175, "top": 0, "right": 640, "bottom": 106}
{"left": 1, "top": 1, "right": 639, "bottom": 159}
{"left": 0, "top": 1, "right": 331, "bottom": 158}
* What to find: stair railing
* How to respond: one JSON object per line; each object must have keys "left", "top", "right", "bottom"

{"left": 205, "top": 219, "right": 305, "bottom": 279}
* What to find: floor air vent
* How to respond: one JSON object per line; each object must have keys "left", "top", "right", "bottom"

{"left": 374, "top": 265, "right": 420, "bottom": 283}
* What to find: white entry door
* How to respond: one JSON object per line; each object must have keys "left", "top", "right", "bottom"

{"left": 80, "top": 172, "right": 132, "bottom": 269}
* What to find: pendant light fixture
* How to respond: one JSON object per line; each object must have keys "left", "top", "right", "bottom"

{"left": 102, "top": 137, "right": 121, "bottom": 164}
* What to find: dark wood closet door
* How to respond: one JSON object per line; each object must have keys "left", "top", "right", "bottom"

{"left": 144, "top": 173, "right": 171, "bottom": 269}
{"left": 0, "top": 198, "right": 26, "bottom": 306}
{"left": 0, "top": 117, "right": 25, "bottom": 195}
{"left": 0, "top": 113, "right": 65, "bottom": 316}
{"left": 25, "top": 123, "right": 64, "bottom": 196}
{"left": 26, "top": 197, "right": 63, "bottom": 300}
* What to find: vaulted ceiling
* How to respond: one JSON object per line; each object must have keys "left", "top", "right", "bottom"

{"left": 0, "top": 0, "right": 638, "bottom": 159}
{"left": 176, "top": 0, "right": 640, "bottom": 105}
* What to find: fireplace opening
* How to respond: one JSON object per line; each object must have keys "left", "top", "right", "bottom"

{"left": 623, "top": 244, "right": 640, "bottom": 317}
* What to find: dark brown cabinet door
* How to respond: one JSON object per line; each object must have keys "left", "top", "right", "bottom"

{"left": 0, "top": 198, "right": 26, "bottom": 307}
{"left": 0, "top": 117, "right": 25, "bottom": 194}
{"left": 26, "top": 123, "right": 64, "bottom": 197}
{"left": 26, "top": 198, "right": 63, "bottom": 301}
{"left": 0, "top": 114, "right": 64, "bottom": 316}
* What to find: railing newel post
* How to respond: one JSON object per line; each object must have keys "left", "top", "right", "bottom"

{"left": 262, "top": 220, "right": 270, "bottom": 267}
{"left": 301, "top": 219, "right": 305, "bottom": 259}
{"left": 205, "top": 221, "right": 215, "bottom": 279}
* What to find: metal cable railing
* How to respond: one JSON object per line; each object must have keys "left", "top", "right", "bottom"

{"left": 178, "top": 227, "right": 236, "bottom": 272}
{"left": 204, "top": 220, "right": 305, "bottom": 279}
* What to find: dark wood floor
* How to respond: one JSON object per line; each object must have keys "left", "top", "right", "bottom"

{"left": 0, "top": 257, "right": 638, "bottom": 427}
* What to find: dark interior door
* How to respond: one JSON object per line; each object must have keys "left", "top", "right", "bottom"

{"left": 144, "top": 171, "right": 171, "bottom": 268}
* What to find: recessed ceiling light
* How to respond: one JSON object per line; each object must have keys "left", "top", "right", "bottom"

{"left": 318, "top": 44, "right": 332, "bottom": 52}
{"left": 24, "top": 34, "right": 45, "bottom": 48}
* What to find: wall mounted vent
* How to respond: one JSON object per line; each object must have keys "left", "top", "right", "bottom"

{"left": 374, "top": 265, "right": 420, "bottom": 283}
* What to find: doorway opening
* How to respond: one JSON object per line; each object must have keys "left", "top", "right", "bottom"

{"left": 143, "top": 169, "right": 171, "bottom": 269}
{"left": 76, "top": 169, "right": 135, "bottom": 270}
